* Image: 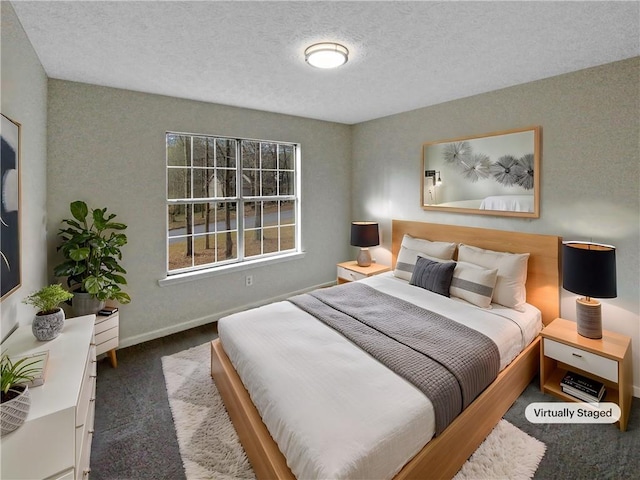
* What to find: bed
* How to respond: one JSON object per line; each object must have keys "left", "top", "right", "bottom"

{"left": 211, "top": 220, "right": 561, "bottom": 479}
{"left": 479, "top": 195, "right": 534, "bottom": 213}
{"left": 433, "top": 195, "right": 534, "bottom": 213}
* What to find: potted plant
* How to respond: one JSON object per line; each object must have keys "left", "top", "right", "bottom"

{"left": 22, "top": 284, "right": 74, "bottom": 341}
{"left": 53, "top": 200, "right": 131, "bottom": 315}
{"left": 1, "top": 354, "right": 39, "bottom": 436}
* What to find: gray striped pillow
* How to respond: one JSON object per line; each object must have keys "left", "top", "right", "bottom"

{"left": 450, "top": 261, "right": 498, "bottom": 308}
{"left": 393, "top": 235, "right": 456, "bottom": 281}
{"left": 458, "top": 244, "right": 529, "bottom": 312}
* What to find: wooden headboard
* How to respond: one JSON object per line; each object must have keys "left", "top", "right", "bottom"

{"left": 391, "top": 220, "right": 561, "bottom": 325}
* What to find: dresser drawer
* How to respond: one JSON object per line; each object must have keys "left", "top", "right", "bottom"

{"left": 95, "top": 325, "right": 118, "bottom": 348}
{"left": 95, "top": 314, "right": 118, "bottom": 335}
{"left": 544, "top": 338, "right": 618, "bottom": 382}
{"left": 51, "top": 469, "right": 75, "bottom": 480}
{"left": 337, "top": 266, "right": 367, "bottom": 282}
{"left": 76, "top": 393, "right": 95, "bottom": 480}
{"left": 76, "top": 346, "right": 97, "bottom": 427}
{"left": 96, "top": 336, "right": 118, "bottom": 357}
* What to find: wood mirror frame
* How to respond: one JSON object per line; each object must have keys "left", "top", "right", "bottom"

{"left": 421, "top": 126, "right": 541, "bottom": 218}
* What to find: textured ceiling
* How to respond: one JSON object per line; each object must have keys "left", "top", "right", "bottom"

{"left": 11, "top": 1, "right": 640, "bottom": 124}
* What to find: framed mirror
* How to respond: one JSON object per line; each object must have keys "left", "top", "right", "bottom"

{"left": 422, "top": 126, "right": 540, "bottom": 218}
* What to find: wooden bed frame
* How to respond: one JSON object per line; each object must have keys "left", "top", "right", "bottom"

{"left": 211, "top": 221, "right": 561, "bottom": 480}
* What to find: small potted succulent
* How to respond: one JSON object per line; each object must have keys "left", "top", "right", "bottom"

{"left": 1, "top": 354, "right": 39, "bottom": 436}
{"left": 22, "top": 284, "right": 74, "bottom": 341}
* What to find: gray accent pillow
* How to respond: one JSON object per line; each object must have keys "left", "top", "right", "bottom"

{"left": 409, "top": 256, "right": 456, "bottom": 297}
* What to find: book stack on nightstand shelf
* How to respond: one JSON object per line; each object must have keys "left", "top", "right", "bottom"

{"left": 561, "top": 371, "right": 606, "bottom": 403}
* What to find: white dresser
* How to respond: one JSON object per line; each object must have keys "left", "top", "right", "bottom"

{"left": 1, "top": 315, "right": 97, "bottom": 479}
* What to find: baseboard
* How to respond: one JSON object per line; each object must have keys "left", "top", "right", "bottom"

{"left": 119, "top": 280, "right": 336, "bottom": 349}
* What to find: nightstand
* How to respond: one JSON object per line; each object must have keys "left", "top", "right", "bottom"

{"left": 337, "top": 261, "right": 390, "bottom": 284}
{"left": 540, "top": 317, "right": 633, "bottom": 431}
{"left": 95, "top": 311, "right": 119, "bottom": 368}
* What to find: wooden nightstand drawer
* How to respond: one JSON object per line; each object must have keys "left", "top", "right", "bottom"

{"left": 543, "top": 338, "right": 618, "bottom": 382}
{"left": 337, "top": 266, "right": 367, "bottom": 282}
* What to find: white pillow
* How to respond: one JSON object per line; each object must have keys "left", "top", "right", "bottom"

{"left": 458, "top": 244, "right": 530, "bottom": 311}
{"left": 450, "top": 261, "right": 498, "bottom": 308}
{"left": 394, "top": 235, "right": 456, "bottom": 281}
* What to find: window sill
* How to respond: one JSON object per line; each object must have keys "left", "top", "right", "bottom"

{"left": 158, "top": 251, "right": 306, "bottom": 287}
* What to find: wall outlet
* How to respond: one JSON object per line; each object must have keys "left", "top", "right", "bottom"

{"left": 245, "top": 275, "right": 253, "bottom": 287}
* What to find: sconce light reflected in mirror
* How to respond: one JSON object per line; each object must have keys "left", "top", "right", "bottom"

{"left": 424, "top": 170, "right": 442, "bottom": 205}
{"left": 425, "top": 170, "right": 443, "bottom": 185}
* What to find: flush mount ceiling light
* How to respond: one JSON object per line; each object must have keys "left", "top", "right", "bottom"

{"left": 304, "top": 42, "right": 349, "bottom": 69}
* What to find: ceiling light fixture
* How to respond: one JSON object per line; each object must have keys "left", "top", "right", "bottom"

{"left": 304, "top": 42, "right": 349, "bottom": 69}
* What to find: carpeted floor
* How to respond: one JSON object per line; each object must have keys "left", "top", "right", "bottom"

{"left": 161, "top": 343, "right": 545, "bottom": 480}
{"left": 91, "top": 323, "right": 640, "bottom": 480}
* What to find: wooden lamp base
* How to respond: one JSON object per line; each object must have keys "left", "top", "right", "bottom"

{"left": 576, "top": 297, "right": 602, "bottom": 339}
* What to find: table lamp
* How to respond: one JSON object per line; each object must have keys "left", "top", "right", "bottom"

{"left": 350, "top": 222, "right": 379, "bottom": 267}
{"left": 562, "top": 241, "right": 617, "bottom": 339}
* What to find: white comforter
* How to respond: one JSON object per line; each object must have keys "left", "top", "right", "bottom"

{"left": 480, "top": 195, "right": 534, "bottom": 212}
{"left": 218, "top": 273, "right": 541, "bottom": 480}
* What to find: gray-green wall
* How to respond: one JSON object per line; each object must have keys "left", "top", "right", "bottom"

{"left": 0, "top": 2, "right": 48, "bottom": 340}
{"left": 46, "top": 80, "right": 352, "bottom": 345}
{"left": 352, "top": 58, "right": 640, "bottom": 393}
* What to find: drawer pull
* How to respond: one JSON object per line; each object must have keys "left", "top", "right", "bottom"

{"left": 83, "top": 468, "right": 91, "bottom": 476}
{"left": 571, "top": 353, "right": 583, "bottom": 358}
{"left": 90, "top": 374, "right": 97, "bottom": 379}
{"left": 90, "top": 398, "right": 96, "bottom": 402}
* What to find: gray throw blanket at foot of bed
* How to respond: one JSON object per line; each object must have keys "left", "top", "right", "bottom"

{"left": 289, "top": 282, "right": 500, "bottom": 435}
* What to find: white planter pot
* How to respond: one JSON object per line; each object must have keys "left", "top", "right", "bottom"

{"left": 32, "top": 308, "right": 65, "bottom": 341}
{"left": 1, "top": 385, "right": 31, "bottom": 436}
{"left": 72, "top": 292, "right": 105, "bottom": 316}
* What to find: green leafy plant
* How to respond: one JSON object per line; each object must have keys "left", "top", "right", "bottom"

{"left": 22, "top": 284, "right": 74, "bottom": 315}
{"left": 1, "top": 355, "right": 39, "bottom": 401}
{"left": 53, "top": 200, "right": 131, "bottom": 304}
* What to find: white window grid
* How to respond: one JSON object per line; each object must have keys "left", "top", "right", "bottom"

{"left": 166, "top": 132, "right": 300, "bottom": 274}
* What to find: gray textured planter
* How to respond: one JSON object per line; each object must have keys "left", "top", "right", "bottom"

{"left": 32, "top": 308, "right": 65, "bottom": 341}
{"left": 72, "top": 292, "right": 105, "bottom": 316}
{"left": 1, "top": 385, "right": 31, "bottom": 436}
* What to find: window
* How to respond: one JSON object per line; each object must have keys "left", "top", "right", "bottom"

{"left": 166, "top": 132, "right": 299, "bottom": 274}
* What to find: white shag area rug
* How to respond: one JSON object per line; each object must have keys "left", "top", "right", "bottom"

{"left": 162, "top": 343, "right": 546, "bottom": 480}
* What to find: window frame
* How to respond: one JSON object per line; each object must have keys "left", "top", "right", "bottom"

{"left": 165, "top": 131, "right": 301, "bottom": 276}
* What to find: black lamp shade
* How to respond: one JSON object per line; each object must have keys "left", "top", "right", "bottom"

{"left": 350, "top": 222, "right": 379, "bottom": 247}
{"left": 562, "top": 242, "right": 617, "bottom": 298}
